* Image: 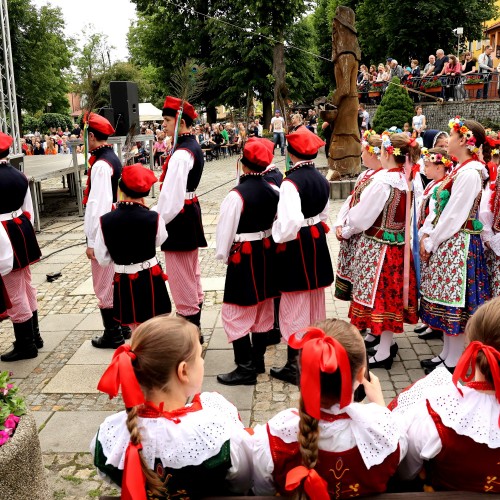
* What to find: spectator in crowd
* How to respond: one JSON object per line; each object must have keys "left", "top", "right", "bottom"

{"left": 390, "top": 59, "right": 404, "bottom": 79}
{"left": 289, "top": 113, "right": 305, "bottom": 133}
{"left": 25, "top": 144, "right": 34, "bottom": 156}
{"left": 422, "top": 55, "right": 436, "bottom": 78}
{"left": 369, "top": 64, "right": 377, "bottom": 78}
{"left": 461, "top": 51, "right": 477, "bottom": 75}
{"left": 444, "top": 54, "right": 462, "bottom": 100}
{"left": 376, "top": 63, "right": 390, "bottom": 82}
{"left": 478, "top": 45, "right": 495, "bottom": 98}
{"left": 255, "top": 118, "right": 263, "bottom": 137}
{"left": 270, "top": 109, "right": 285, "bottom": 156}
{"left": 412, "top": 106, "right": 426, "bottom": 137}
{"left": 247, "top": 120, "right": 259, "bottom": 138}
{"left": 236, "top": 123, "right": 247, "bottom": 153}
{"left": 359, "top": 103, "right": 370, "bottom": 133}
{"left": 410, "top": 59, "right": 421, "bottom": 77}
{"left": 153, "top": 132, "right": 167, "bottom": 167}
{"left": 433, "top": 49, "right": 448, "bottom": 76}
{"left": 45, "top": 138, "right": 57, "bottom": 155}
{"left": 401, "top": 66, "right": 412, "bottom": 84}
{"left": 212, "top": 123, "right": 225, "bottom": 158}
{"left": 307, "top": 108, "right": 318, "bottom": 134}
{"left": 357, "top": 64, "right": 368, "bottom": 84}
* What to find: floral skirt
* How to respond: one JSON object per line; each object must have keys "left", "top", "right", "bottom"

{"left": 420, "top": 234, "right": 490, "bottom": 335}
{"left": 485, "top": 247, "right": 500, "bottom": 298}
{"left": 349, "top": 244, "right": 418, "bottom": 335}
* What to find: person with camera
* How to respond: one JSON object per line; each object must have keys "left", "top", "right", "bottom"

{"left": 477, "top": 45, "right": 495, "bottom": 99}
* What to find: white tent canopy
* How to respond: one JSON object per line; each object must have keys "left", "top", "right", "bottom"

{"left": 139, "top": 102, "right": 163, "bottom": 122}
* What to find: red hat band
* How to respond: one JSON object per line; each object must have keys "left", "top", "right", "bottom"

{"left": 119, "top": 164, "right": 157, "bottom": 198}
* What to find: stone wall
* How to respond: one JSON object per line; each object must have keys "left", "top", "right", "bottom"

{"left": 366, "top": 99, "right": 500, "bottom": 131}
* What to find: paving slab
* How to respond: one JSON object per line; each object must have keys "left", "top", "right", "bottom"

{"left": 42, "top": 253, "right": 82, "bottom": 264}
{"left": 31, "top": 273, "right": 49, "bottom": 286}
{"left": 33, "top": 411, "right": 53, "bottom": 431}
{"left": 70, "top": 276, "right": 93, "bottom": 296}
{"left": 203, "top": 349, "right": 235, "bottom": 376}
{"left": 44, "top": 245, "right": 86, "bottom": 256}
{"left": 239, "top": 410, "right": 251, "bottom": 427}
{"left": 39, "top": 411, "right": 115, "bottom": 452}
{"left": 0, "top": 352, "right": 49, "bottom": 379}
{"left": 74, "top": 313, "right": 103, "bottom": 331}
{"left": 39, "top": 313, "right": 87, "bottom": 332}
{"left": 200, "top": 277, "right": 225, "bottom": 291}
{"left": 208, "top": 328, "right": 231, "bottom": 350}
{"left": 67, "top": 340, "right": 130, "bottom": 365}
{"left": 30, "top": 262, "right": 66, "bottom": 275}
{"left": 38, "top": 330, "right": 71, "bottom": 353}
{"left": 202, "top": 376, "right": 254, "bottom": 411}
{"left": 42, "top": 364, "right": 107, "bottom": 393}
{"left": 201, "top": 309, "right": 219, "bottom": 330}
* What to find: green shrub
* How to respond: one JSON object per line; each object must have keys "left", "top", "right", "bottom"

{"left": 372, "top": 77, "right": 415, "bottom": 133}
{"left": 39, "top": 113, "right": 72, "bottom": 132}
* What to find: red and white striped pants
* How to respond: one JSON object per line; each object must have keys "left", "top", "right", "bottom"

{"left": 279, "top": 288, "right": 326, "bottom": 342}
{"left": 3, "top": 267, "right": 38, "bottom": 323}
{"left": 221, "top": 299, "right": 274, "bottom": 342}
{"left": 91, "top": 260, "right": 114, "bottom": 309}
{"left": 164, "top": 250, "right": 204, "bottom": 317}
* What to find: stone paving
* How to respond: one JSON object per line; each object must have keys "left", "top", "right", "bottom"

{"left": 0, "top": 151, "right": 442, "bottom": 498}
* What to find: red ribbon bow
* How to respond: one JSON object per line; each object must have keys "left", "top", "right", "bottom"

{"left": 285, "top": 465, "right": 329, "bottom": 500}
{"left": 485, "top": 136, "right": 500, "bottom": 147}
{"left": 408, "top": 137, "right": 417, "bottom": 148}
{"left": 97, "top": 344, "right": 145, "bottom": 408}
{"left": 453, "top": 341, "right": 500, "bottom": 425}
{"left": 121, "top": 441, "right": 147, "bottom": 500}
{"left": 289, "top": 327, "right": 352, "bottom": 420}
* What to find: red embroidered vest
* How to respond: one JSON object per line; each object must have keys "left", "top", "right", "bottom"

{"left": 418, "top": 181, "right": 438, "bottom": 231}
{"left": 268, "top": 422, "right": 400, "bottom": 499}
{"left": 426, "top": 401, "right": 500, "bottom": 493}
{"left": 349, "top": 170, "right": 379, "bottom": 209}
{"left": 491, "top": 174, "right": 500, "bottom": 233}
{"left": 364, "top": 186, "right": 407, "bottom": 245}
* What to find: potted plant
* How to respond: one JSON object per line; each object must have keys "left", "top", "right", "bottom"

{"left": 0, "top": 371, "right": 49, "bottom": 498}
{"left": 423, "top": 77, "right": 443, "bottom": 93}
{"left": 464, "top": 75, "right": 484, "bottom": 92}
{"left": 368, "top": 83, "right": 383, "bottom": 97}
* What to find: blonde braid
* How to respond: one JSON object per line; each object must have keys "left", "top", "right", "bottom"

{"left": 126, "top": 406, "right": 165, "bottom": 496}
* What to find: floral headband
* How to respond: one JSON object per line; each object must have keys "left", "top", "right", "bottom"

{"left": 362, "top": 130, "right": 380, "bottom": 155}
{"left": 421, "top": 148, "right": 453, "bottom": 168}
{"left": 448, "top": 116, "right": 479, "bottom": 155}
{"left": 381, "top": 132, "right": 401, "bottom": 156}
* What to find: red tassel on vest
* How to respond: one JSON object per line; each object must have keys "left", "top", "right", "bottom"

{"left": 310, "top": 225, "right": 320, "bottom": 239}
{"left": 320, "top": 221, "right": 330, "bottom": 233}
{"left": 241, "top": 241, "right": 252, "bottom": 254}
{"left": 263, "top": 237, "right": 271, "bottom": 249}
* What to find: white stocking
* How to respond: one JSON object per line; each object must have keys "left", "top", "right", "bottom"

{"left": 365, "top": 333, "right": 377, "bottom": 342}
{"left": 431, "top": 334, "right": 449, "bottom": 363}
{"left": 444, "top": 335, "right": 465, "bottom": 367}
{"left": 373, "top": 331, "right": 394, "bottom": 360}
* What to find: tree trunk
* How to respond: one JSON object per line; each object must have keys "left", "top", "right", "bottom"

{"left": 207, "top": 105, "right": 217, "bottom": 124}
{"left": 262, "top": 97, "right": 273, "bottom": 129}
{"left": 273, "top": 41, "right": 287, "bottom": 117}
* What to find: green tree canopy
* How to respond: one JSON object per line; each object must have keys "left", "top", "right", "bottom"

{"left": 372, "top": 77, "right": 415, "bottom": 133}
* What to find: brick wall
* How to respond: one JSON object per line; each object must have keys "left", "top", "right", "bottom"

{"left": 366, "top": 99, "right": 500, "bottom": 131}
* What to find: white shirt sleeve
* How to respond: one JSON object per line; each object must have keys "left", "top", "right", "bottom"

{"left": 418, "top": 197, "right": 437, "bottom": 240}
{"left": 94, "top": 223, "right": 113, "bottom": 267}
{"left": 397, "top": 404, "right": 442, "bottom": 480}
{"left": 251, "top": 424, "right": 277, "bottom": 496}
{"left": 479, "top": 183, "right": 494, "bottom": 244}
{"left": 225, "top": 427, "right": 254, "bottom": 494}
{"left": 84, "top": 161, "right": 114, "bottom": 248}
{"left": 334, "top": 196, "right": 351, "bottom": 227}
{"left": 215, "top": 191, "right": 242, "bottom": 264}
{"left": 424, "top": 169, "right": 481, "bottom": 253}
{"left": 342, "top": 181, "right": 391, "bottom": 239}
{"left": 21, "top": 185, "right": 35, "bottom": 223}
{"left": 272, "top": 180, "right": 304, "bottom": 243}
{"left": 0, "top": 224, "right": 13, "bottom": 276}
{"left": 320, "top": 199, "right": 329, "bottom": 222}
{"left": 155, "top": 214, "right": 168, "bottom": 247}
{"left": 152, "top": 149, "right": 194, "bottom": 225}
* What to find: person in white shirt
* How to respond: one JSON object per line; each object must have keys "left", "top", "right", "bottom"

{"left": 270, "top": 109, "right": 285, "bottom": 156}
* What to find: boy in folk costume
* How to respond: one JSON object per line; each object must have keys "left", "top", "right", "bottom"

{"left": 216, "top": 139, "right": 279, "bottom": 386}
{"left": 153, "top": 97, "right": 207, "bottom": 339}
{"left": 82, "top": 113, "right": 127, "bottom": 349}
{"left": 0, "top": 132, "right": 43, "bottom": 361}
{"left": 271, "top": 128, "right": 334, "bottom": 384}
{"left": 94, "top": 164, "right": 171, "bottom": 330}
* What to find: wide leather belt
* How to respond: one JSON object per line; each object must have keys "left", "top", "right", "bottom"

{"left": 0, "top": 208, "right": 23, "bottom": 222}
{"left": 185, "top": 191, "right": 197, "bottom": 200}
{"left": 301, "top": 214, "right": 321, "bottom": 227}
{"left": 234, "top": 228, "right": 272, "bottom": 242}
{"left": 114, "top": 257, "right": 158, "bottom": 274}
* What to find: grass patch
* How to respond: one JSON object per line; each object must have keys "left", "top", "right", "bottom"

{"left": 88, "top": 489, "right": 101, "bottom": 498}
{"left": 53, "top": 491, "right": 66, "bottom": 500}
{"left": 62, "top": 475, "right": 83, "bottom": 485}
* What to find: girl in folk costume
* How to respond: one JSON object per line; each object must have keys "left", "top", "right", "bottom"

{"left": 82, "top": 113, "right": 129, "bottom": 349}
{"left": 252, "top": 319, "right": 407, "bottom": 498}
{"left": 342, "top": 133, "right": 419, "bottom": 368}
{"left": 479, "top": 136, "right": 500, "bottom": 297}
{"left": 0, "top": 132, "right": 43, "bottom": 362}
{"left": 94, "top": 164, "right": 171, "bottom": 331}
{"left": 391, "top": 298, "right": 500, "bottom": 493}
{"left": 153, "top": 97, "right": 207, "bottom": 339}
{"left": 270, "top": 127, "right": 334, "bottom": 385}
{"left": 215, "top": 139, "right": 279, "bottom": 386}
{"left": 92, "top": 316, "right": 253, "bottom": 500}
{"left": 334, "top": 130, "right": 382, "bottom": 301}
{"left": 419, "top": 118, "right": 490, "bottom": 374}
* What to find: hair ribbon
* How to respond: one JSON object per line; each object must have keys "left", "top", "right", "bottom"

{"left": 285, "top": 466, "right": 329, "bottom": 500}
{"left": 289, "top": 327, "right": 352, "bottom": 420}
{"left": 97, "top": 344, "right": 145, "bottom": 408}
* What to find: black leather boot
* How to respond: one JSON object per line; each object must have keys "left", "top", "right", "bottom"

{"left": 179, "top": 306, "right": 204, "bottom": 344}
{"left": 92, "top": 309, "right": 125, "bottom": 349}
{"left": 121, "top": 325, "right": 132, "bottom": 340}
{"left": 217, "top": 335, "right": 257, "bottom": 386}
{"left": 1, "top": 318, "right": 38, "bottom": 362}
{"left": 252, "top": 332, "right": 268, "bottom": 374}
{"left": 267, "top": 298, "right": 281, "bottom": 346}
{"left": 32, "top": 310, "right": 44, "bottom": 348}
{"left": 270, "top": 346, "right": 299, "bottom": 385}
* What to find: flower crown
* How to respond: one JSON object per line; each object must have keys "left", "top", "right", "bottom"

{"left": 448, "top": 116, "right": 479, "bottom": 154}
{"left": 362, "top": 130, "right": 380, "bottom": 155}
{"left": 381, "top": 131, "right": 401, "bottom": 156}
{"left": 421, "top": 148, "right": 453, "bottom": 168}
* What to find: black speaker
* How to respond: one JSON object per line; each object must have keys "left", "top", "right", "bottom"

{"left": 98, "top": 107, "right": 115, "bottom": 129}
{"left": 110, "top": 81, "right": 139, "bottom": 136}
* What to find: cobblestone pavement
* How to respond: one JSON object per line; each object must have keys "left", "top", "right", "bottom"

{"left": 0, "top": 151, "right": 442, "bottom": 498}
